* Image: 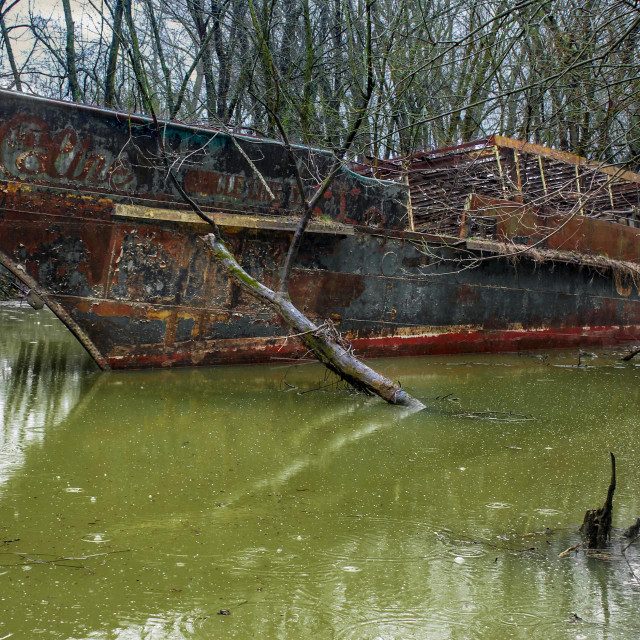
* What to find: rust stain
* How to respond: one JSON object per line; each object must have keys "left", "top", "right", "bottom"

{"left": 455, "top": 284, "right": 479, "bottom": 303}
{"left": 289, "top": 271, "right": 367, "bottom": 315}
{"left": 615, "top": 271, "right": 634, "bottom": 297}
{"left": 97, "top": 324, "right": 640, "bottom": 369}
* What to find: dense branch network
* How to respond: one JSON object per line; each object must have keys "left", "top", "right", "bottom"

{"left": 0, "top": 0, "right": 638, "bottom": 168}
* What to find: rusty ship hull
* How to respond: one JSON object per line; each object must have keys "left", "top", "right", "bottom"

{"left": 1, "top": 90, "right": 640, "bottom": 370}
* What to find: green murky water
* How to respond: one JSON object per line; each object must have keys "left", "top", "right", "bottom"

{"left": 1, "top": 303, "right": 639, "bottom": 639}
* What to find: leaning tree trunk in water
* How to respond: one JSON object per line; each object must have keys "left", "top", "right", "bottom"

{"left": 580, "top": 452, "right": 616, "bottom": 548}
{"left": 145, "top": 158, "right": 425, "bottom": 410}
{"left": 166, "top": 147, "right": 424, "bottom": 408}
{"left": 146, "top": 117, "right": 425, "bottom": 409}
{"left": 206, "top": 235, "right": 425, "bottom": 409}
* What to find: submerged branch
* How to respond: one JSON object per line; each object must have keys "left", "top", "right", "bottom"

{"left": 455, "top": 410, "right": 534, "bottom": 422}
{"left": 559, "top": 542, "right": 583, "bottom": 557}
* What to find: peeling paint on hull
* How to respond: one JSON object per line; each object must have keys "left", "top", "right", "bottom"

{"left": 1, "top": 89, "right": 640, "bottom": 369}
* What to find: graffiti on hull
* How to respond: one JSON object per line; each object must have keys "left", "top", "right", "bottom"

{"left": 0, "top": 115, "right": 136, "bottom": 191}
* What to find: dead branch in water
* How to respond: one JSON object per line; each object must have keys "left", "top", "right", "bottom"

{"left": 622, "top": 347, "right": 640, "bottom": 362}
{"left": 580, "top": 452, "right": 616, "bottom": 549}
{"left": 559, "top": 542, "right": 583, "bottom": 557}
{"left": 455, "top": 410, "right": 534, "bottom": 422}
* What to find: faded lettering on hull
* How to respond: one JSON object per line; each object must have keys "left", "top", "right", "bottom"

{"left": 0, "top": 115, "right": 136, "bottom": 191}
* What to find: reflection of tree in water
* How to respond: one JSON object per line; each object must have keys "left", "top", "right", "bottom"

{"left": 0, "top": 304, "right": 97, "bottom": 490}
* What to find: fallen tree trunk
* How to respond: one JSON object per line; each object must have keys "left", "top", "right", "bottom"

{"left": 158, "top": 148, "right": 425, "bottom": 409}
{"left": 580, "top": 452, "right": 616, "bottom": 548}
{"left": 206, "top": 235, "right": 425, "bottom": 410}
{"left": 155, "top": 143, "right": 426, "bottom": 409}
{"left": 622, "top": 347, "right": 640, "bottom": 362}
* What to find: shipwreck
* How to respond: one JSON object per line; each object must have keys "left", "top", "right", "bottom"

{"left": 1, "top": 89, "right": 640, "bottom": 370}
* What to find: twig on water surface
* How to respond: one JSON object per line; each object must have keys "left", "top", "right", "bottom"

{"left": 60, "top": 550, "right": 131, "bottom": 560}
{"left": 622, "top": 347, "right": 640, "bottom": 362}
{"left": 296, "top": 381, "right": 342, "bottom": 395}
{"left": 0, "top": 549, "right": 131, "bottom": 570}
{"left": 21, "top": 556, "right": 87, "bottom": 569}
{"left": 559, "top": 542, "right": 583, "bottom": 557}
{"left": 455, "top": 410, "right": 535, "bottom": 422}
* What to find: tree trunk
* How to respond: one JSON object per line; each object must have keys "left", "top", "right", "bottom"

{"left": 104, "top": 0, "right": 124, "bottom": 107}
{"left": 0, "top": 10, "right": 22, "bottom": 91}
{"left": 61, "top": 0, "right": 81, "bottom": 102}
{"left": 580, "top": 452, "right": 616, "bottom": 548}
{"left": 144, "top": 0, "right": 174, "bottom": 114}
{"left": 187, "top": 0, "right": 217, "bottom": 121}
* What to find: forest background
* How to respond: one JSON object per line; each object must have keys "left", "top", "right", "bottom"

{"left": 1, "top": 0, "right": 639, "bottom": 169}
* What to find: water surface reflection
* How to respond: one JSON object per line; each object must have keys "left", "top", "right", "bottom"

{"left": 0, "top": 303, "right": 98, "bottom": 492}
{"left": 1, "top": 304, "right": 639, "bottom": 639}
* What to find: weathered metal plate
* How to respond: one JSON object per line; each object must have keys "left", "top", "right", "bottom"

{"left": 466, "top": 194, "right": 640, "bottom": 263}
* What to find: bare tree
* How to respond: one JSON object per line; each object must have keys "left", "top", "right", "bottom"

{"left": 0, "top": 0, "right": 23, "bottom": 90}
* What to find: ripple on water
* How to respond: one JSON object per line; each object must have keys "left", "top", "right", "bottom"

{"left": 497, "top": 611, "right": 544, "bottom": 634}
{"left": 446, "top": 545, "right": 486, "bottom": 559}
{"left": 336, "top": 612, "right": 467, "bottom": 640}
{"left": 442, "top": 600, "right": 488, "bottom": 618}
{"left": 115, "top": 612, "right": 203, "bottom": 640}
{"left": 362, "top": 514, "right": 436, "bottom": 532}
{"left": 321, "top": 518, "right": 441, "bottom": 564}
{"left": 230, "top": 547, "right": 339, "bottom": 584}
{"left": 495, "top": 610, "right": 597, "bottom": 639}
{"left": 81, "top": 533, "right": 110, "bottom": 544}
{"left": 486, "top": 502, "right": 512, "bottom": 510}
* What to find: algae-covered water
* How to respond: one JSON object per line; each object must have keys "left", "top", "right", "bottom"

{"left": 1, "top": 302, "right": 639, "bottom": 639}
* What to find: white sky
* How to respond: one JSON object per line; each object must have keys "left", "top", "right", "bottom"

{"left": 7, "top": 0, "right": 109, "bottom": 61}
